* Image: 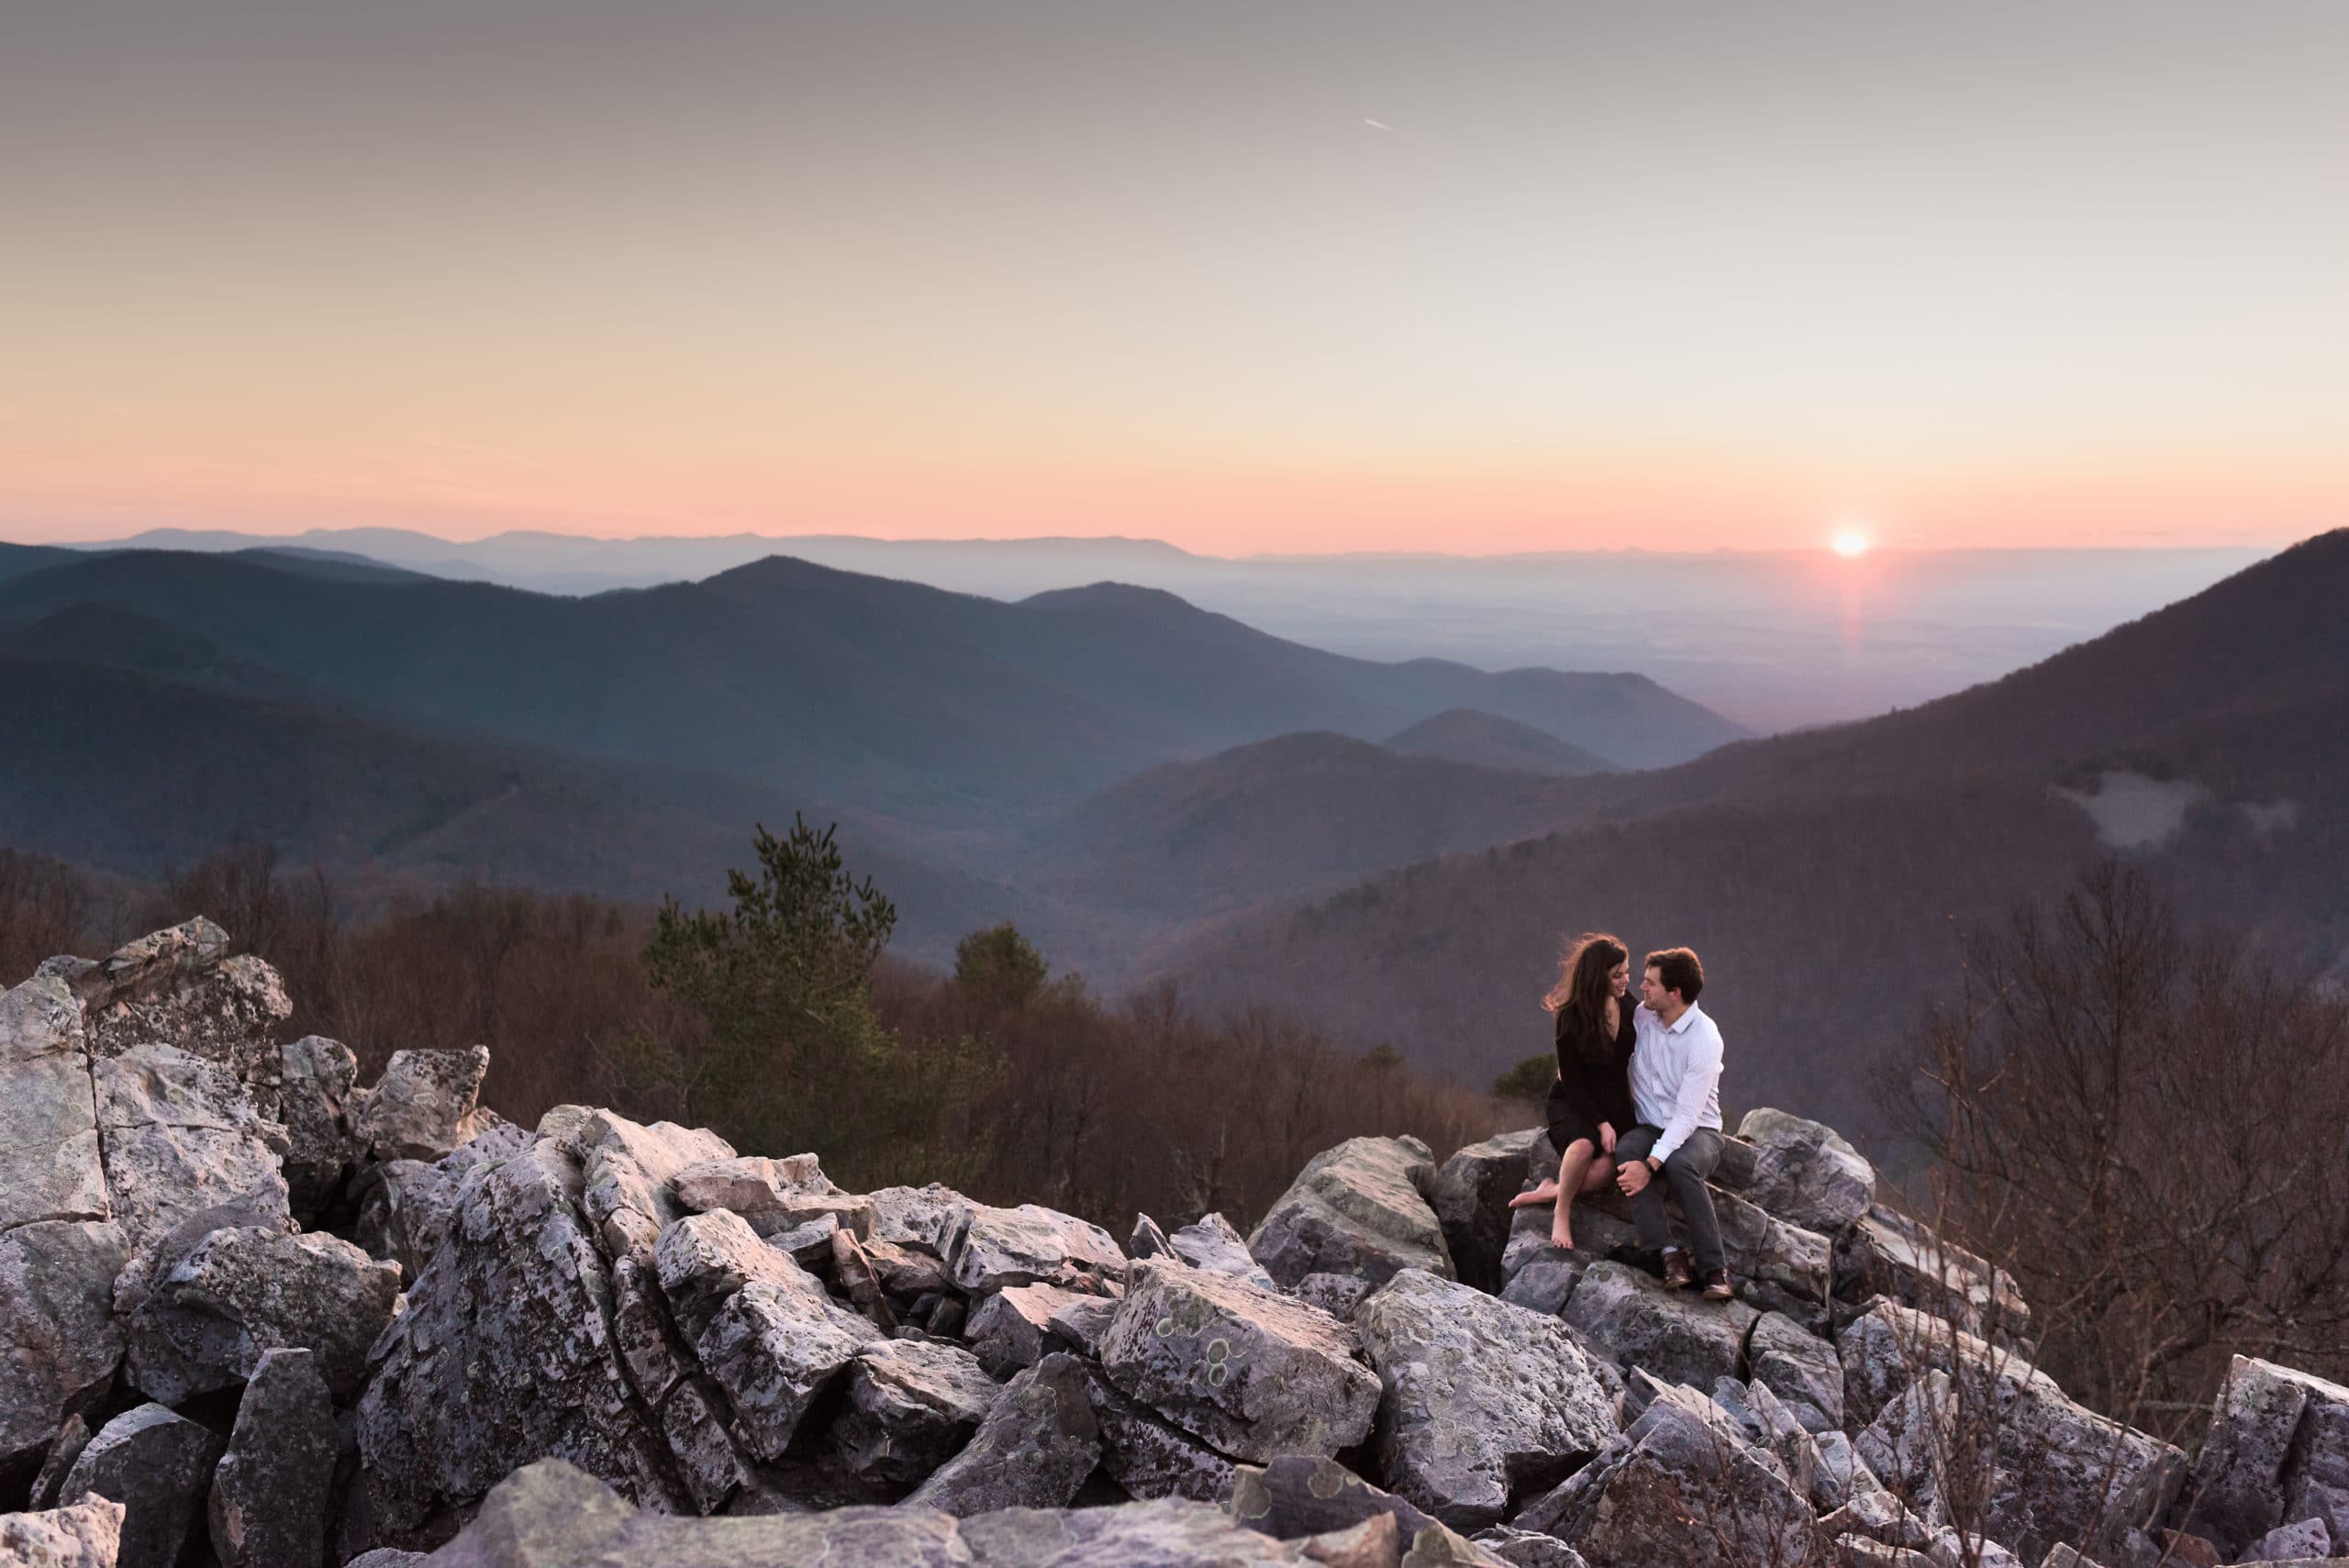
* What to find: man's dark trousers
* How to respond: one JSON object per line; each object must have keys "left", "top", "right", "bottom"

{"left": 1613, "top": 1124, "right": 1726, "bottom": 1273}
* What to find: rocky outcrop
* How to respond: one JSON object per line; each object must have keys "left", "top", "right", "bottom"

{"left": 671, "top": 1152, "right": 874, "bottom": 1239}
{"left": 0, "top": 1497, "right": 124, "bottom": 1568}
{"left": 2177, "top": 1356, "right": 2349, "bottom": 1557}
{"left": 1833, "top": 1205, "right": 2031, "bottom": 1343}
{"left": 1563, "top": 1260, "right": 1759, "bottom": 1388}
{"left": 1353, "top": 1269, "right": 1619, "bottom": 1529}
{"left": 1248, "top": 1135, "right": 1455, "bottom": 1289}
{"left": 829, "top": 1337, "right": 1001, "bottom": 1487}
{"left": 1432, "top": 1129, "right": 1538, "bottom": 1294}
{"left": 902, "top": 1352, "right": 1102, "bottom": 1516}
{"left": 1734, "top": 1108, "right": 1876, "bottom": 1234}
{"left": 0, "top": 974, "right": 109, "bottom": 1236}
{"left": 1099, "top": 1259, "right": 1382, "bottom": 1463}
{"left": 58, "top": 1404, "right": 225, "bottom": 1568}
{"left": 0, "top": 1218, "right": 127, "bottom": 1467}
{"left": 93, "top": 1043, "right": 290, "bottom": 1250}
{"left": 209, "top": 1347, "right": 340, "bottom": 1568}
{"left": 1169, "top": 1210, "right": 1278, "bottom": 1290}
{"left": 348, "top": 1047, "right": 494, "bottom": 1163}
{"left": 1226, "top": 1454, "right": 1509, "bottom": 1563}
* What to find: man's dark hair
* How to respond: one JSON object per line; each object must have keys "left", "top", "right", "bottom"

{"left": 1645, "top": 946, "right": 1705, "bottom": 1005}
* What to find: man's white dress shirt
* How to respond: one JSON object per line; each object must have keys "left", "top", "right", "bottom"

{"left": 1630, "top": 1001, "right": 1725, "bottom": 1164}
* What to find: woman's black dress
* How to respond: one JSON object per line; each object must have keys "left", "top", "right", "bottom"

{"left": 1545, "top": 1001, "right": 1639, "bottom": 1157}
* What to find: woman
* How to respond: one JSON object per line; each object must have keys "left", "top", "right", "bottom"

{"left": 1507, "top": 932, "right": 1639, "bottom": 1250}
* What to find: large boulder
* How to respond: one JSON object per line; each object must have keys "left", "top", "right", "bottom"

{"left": 1561, "top": 1261, "right": 1759, "bottom": 1389}
{"left": 0, "top": 1498, "right": 124, "bottom": 1568}
{"left": 1353, "top": 1269, "right": 1620, "bottom": 1530}
{"left": 1226, "top": 1453, "right": 1509, "bottom": 1562}
{"left": 1750, "top": 1308, "right": 1846, "bottom": 1434}
{"left": 57, "top": 1404, "right": 225, "bottom": 1568}
{"left": 829, "top": 1337, "right": 1001, "bottom": 1489}
{"left": 0, "top": 974, "right": 109, "bottom": 1234}
{"left": 348, "top": 1046, "right": 495, "bottom": 1162}
{"left": 1432, "top": 1129, "right": 1538, "bottom": 1294}
{"left": 965, "top": 1280, "right": 1118, "bottom": 1377}
{"left": 91, "top": 1043, "right": 288, "bottom": 1249}
{"left": 208, "top": 1347, "right": 339, "bottom": 1568}
{"left": 1514, "top": 1383, "right": 1824, "bottom": 1568}
{"left": 651, "top": 1207, "right": 818, "bottom": 1340}
{"left": 254, "top": 1034, "right": 362, "bottom": 1216}
{"left": 1835, "top": 1298, "right": 2184, "bottom": 1562}
{"left": 670, "top": 1153, "right": 874, "bottom": 1239}
{"left": 1099, "top": 1259, "right": 1381, "bottom": 1463}
{"left": 901, "top": 1352, "right": 1102, "bottom": 1516}
{"left": 1169, "top": 1212, "right": 1279, "bottom": 1291}
{"left": 571, "top": 1108, "right": 736, "bottom": 1266}
{"left": 1733, "top": 1109, "right": 1876, "bottom": 1234}
{"left": 1832, "top": 1207, "right": 2031, "bottom": 1344}
{"left": 0, "top": 1218, "right": 127, "bottom": 1467}
{"left": 693, "top": 1277, "right": 883, "bottom": 1462}
{"left": 1248, "top": 1136, "right": 1454, "bottom": 1289}
{"left": 2177, "top": 1356, "right": 2349, "bottom": 1556}
{"left": 117, "top": 1218, "right": 400, "bottom": 1402}
{"left": 942, "top": 1199, "right": 1127, "bottom": 1295}
{"left": 352, "top": 1120, "right": 532, "bottom": 1282}
{"left": 1085, "top": 1370, "right": 1241, "bottom": 1503}
{"left": 356, "top": 1135, "right": 687, "bottom": 1546}
{"left": 55, "top": 917, "right": 289, "bottom": 1073}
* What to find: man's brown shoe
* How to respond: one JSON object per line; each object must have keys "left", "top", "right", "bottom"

{"left": 1660, "top": 1248, "right": 1695, "bottom": 1290}
{"left": 1702, "top": 1268, "right": 1735, "bottom": 1302}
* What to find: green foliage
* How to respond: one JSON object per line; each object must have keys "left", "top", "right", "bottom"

{"left": 1492, "top": 1052, "right": 1554, "bottom": 1103}
{"left": 953, "top": 922, "right": 1050, "bottom": 1010}
{"left": 640, "top": 817, "right": 996, "bottom": 1188}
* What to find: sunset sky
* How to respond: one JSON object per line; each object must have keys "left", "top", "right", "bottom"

{"left": 5, "top": 2, "right": 2344, "bottom": 554}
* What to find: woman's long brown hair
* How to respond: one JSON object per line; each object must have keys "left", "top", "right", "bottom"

{"left": 1543, "top": 931, "right": 1629, "bottom": 1062}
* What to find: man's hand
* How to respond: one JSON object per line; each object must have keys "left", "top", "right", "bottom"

{"left": 1617, "top": 1159, "right": 1652, "bottom": 1197}
{"left": 1599, "top": 1122, "right": 1617, "bottom": 1155}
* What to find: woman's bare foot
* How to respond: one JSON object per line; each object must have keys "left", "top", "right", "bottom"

{"left": 1550, "top": 1211, "right": 1575, "bottom": 1251}
{"left": 1508, "top": 1181, "right": 1561, "bottom": 1210}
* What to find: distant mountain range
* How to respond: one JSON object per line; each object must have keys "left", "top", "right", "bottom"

{"left": 36, "top": 527, "right": 2270, "bottom": 728}
{"left": 1155, "top": 530, "right": 2349, "bottom": 1131}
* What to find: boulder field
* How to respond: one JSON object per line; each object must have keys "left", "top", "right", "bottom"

{"left": 1, "top": 920, "right": 2343, "bottom": 1567}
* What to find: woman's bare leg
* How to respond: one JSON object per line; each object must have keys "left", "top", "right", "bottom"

{"left": 1579, "top": 1155, "right": 1616, "bottom": 1194}
{"left": 1550, "top": 1140, "right": 1597, "bottom": 1249}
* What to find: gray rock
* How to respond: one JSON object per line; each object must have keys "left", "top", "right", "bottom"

{"left": 1225, "top": 1454, "right": 1507, "bottom": 1562}
{"left": 1513, "top": 1383, "right": 1825, "bottom": 1568}
{"left": 343, "top": 1553, "right": 429, "bottom": 1568}
{"left": 1835, "top": 1298, "right": 2184, "bottom": 1563}
{"left": 1473, "top": 1525, "right": 1589, "bottom": 1568}
{"left": 0, "top": 974, "right": 109, "bottom": 1234}
{"left": 0, "top": 1219, "right": 127, "bottom": 1466}
{"left": 350, "top": 1047, "right": 493, "bottom": 1162}
{"left": 1100, "top": 1259, "right": 1381, "bottom": 1463}
{"left": 91, "top": 1042, "right": 289, "bottom": 1249}
{"left": 768, "top": 1212, "right": 844, "bottom": 1265}
{"left": 1733, "top": 1108, "right": 1877, "bottom": 1235}
{"left": 569, "top": 1108, "right": 736, "bottom": 1266}
{"left": 652, "top": 1207, "right": 820, "bottom": 1340}
{"left": 1353, "top": 1269, "right": 1620, "bottom": 1530}
{"left": 0, "top": 1497, "right": 125, "bottom": 1568}
{"left": 1740, "top": 1374, "right": 1842, "bottom": 1512}
{"left": 1561, "top": 1260, "right": 1759, "bottom": 1388}
{"left": 2243, "top": 1517, "right": 2332, "bottom": 1562}
{"left": 1248, "top": 1135, "right": 1454, "bottom": 1289}
{"left": 62, "top": 919, "right": 290, "bottom": 1073}
{"left": 864, "top": 1183, "right": 971, "bottom": 1253}
{"left": 1842, "top": 1540, "right": 1935, "bottom": 1567}
{"left": 671, "top": 1153, "right": 874, "bottom": 1240}
{"left": 357, "top": 1136, "right": 687, "bottom": 1542}
{"left": 208, "top": 1347, "right": 339, "bottom": 1568}
{"left": 58, "top": 1404, "right": 225, "bottom": 1568}
{"left": 2179, "top": 1356, "right": 2349, "bottom": 1556}
{"left": 1498, "top": 1252, "right": 1583, "bottom": 1318}
{"left": 696, "top": 1277, "right": 882, "bottom": 1462}
{"left": 1925, "top": 1527, "right": 2025, "bottom": 1568}
{"left": 943, "top": 1199, "right": 1127, "bottom": 1295}
{"left": 352, "top": 1121, "right": 532, "bottom": 1282}
{"left": 965, "top": 1281, "right": 1117, "bottom": 1376}
{"left": 1752, "top": 1308, "right": 1846, "bottom": 1433}
{"left": 1085, "top": 1371, "right": 1241, "bottom": 1503}
{"left": 262, "top": 1034, "right": 362, "bottom": 1216}
{"left": 1131, "top": 1212, "right": 1174, "bottom": 1259}
{"left": 1170, "top": 1212, "right": 1278, "bottom": 1290}
{"left": 1833, "top": 1206, "right": 2031, "bottom": 1344}
{"left": 28, "top": 1413, "right": 92, "bottom": 1511}
{"left": 118, "top": 1221, "right": 400, "bottom": 1401}
{"left": 861, "top": 1235, "right": 954, "bottom": 1300}
{"left": 959, "top": 1496, "right": 1373, "bottom": 1565}
{"left": 829, "top": 1337, "right": 1000, "bottom": 1489}
{"left": 903, "top": 1352, "right": 1102, "bottom": 1516}
{"left": 1432, "top": 1128, "right": 1539, "bottom": 1295}
{"left": 1288, "top": 1272, "right": 1374, "bottom": 1321}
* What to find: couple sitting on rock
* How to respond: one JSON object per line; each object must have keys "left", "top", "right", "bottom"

{"left": 1508, "top": 934, "right": 1734, "bottom": 1301}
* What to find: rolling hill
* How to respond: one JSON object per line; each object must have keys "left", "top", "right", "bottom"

{"left": 0, "top": 550, "right": 1742, "bottom": 821}
{"left": 1383, "top": 708, "right": 1616, "bottom": 776}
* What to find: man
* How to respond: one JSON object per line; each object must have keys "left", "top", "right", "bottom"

{"left": 1614, "top": 947, "right": 1731, "bottom": 1300}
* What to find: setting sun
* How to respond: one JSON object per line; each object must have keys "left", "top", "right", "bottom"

{"left": 1831, "top": 528, "right": 1872, "bottom": 558}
